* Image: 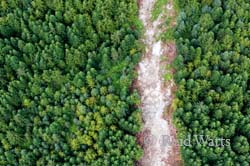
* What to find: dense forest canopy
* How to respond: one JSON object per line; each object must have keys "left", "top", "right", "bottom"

{"left": 174, "top": 0, "right": 250, "bottom": 165}
{"left": 0, "top": 0, "right": 143, "bottom": 165}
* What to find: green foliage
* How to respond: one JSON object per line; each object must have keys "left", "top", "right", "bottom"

{"left": 152, "top": 0, "right": 169, "bottom": 20}
{"left": 173, "top": 0, "right": 250, "bottom": 165}
{"left": 0, "top": 0, "right": 142, "bottom": 165}
{"left": 164, "top": 72, "right": 172, "bottom": 81}
{"left": 160, "top": 28, "right": 174, "bottom": 42}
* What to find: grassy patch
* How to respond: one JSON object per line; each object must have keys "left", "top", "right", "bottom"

{"left": 157, "top": 16, "right": 175, "bottom": 42}
{"left": 160, "top": 28, "right": 174, "bottom": 42}
{"left": 173, "top": 0, "right": 180, "bottom": 13}
{"left": 151, "top": 0, "right": 169, "bottom": 20}
{"left": 164, "top": 72, "right": 172, "bottom": 81}
{"left": 162, "top": 16, "right": 175, "bottom": 41}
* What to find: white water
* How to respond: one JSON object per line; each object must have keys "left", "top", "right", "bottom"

{"left": 137, "top": 0, "right": 174, "bottom": 166}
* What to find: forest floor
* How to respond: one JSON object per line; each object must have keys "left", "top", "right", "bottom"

{"left": 136, "top": 0, "right": 182, "bottom": 165}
